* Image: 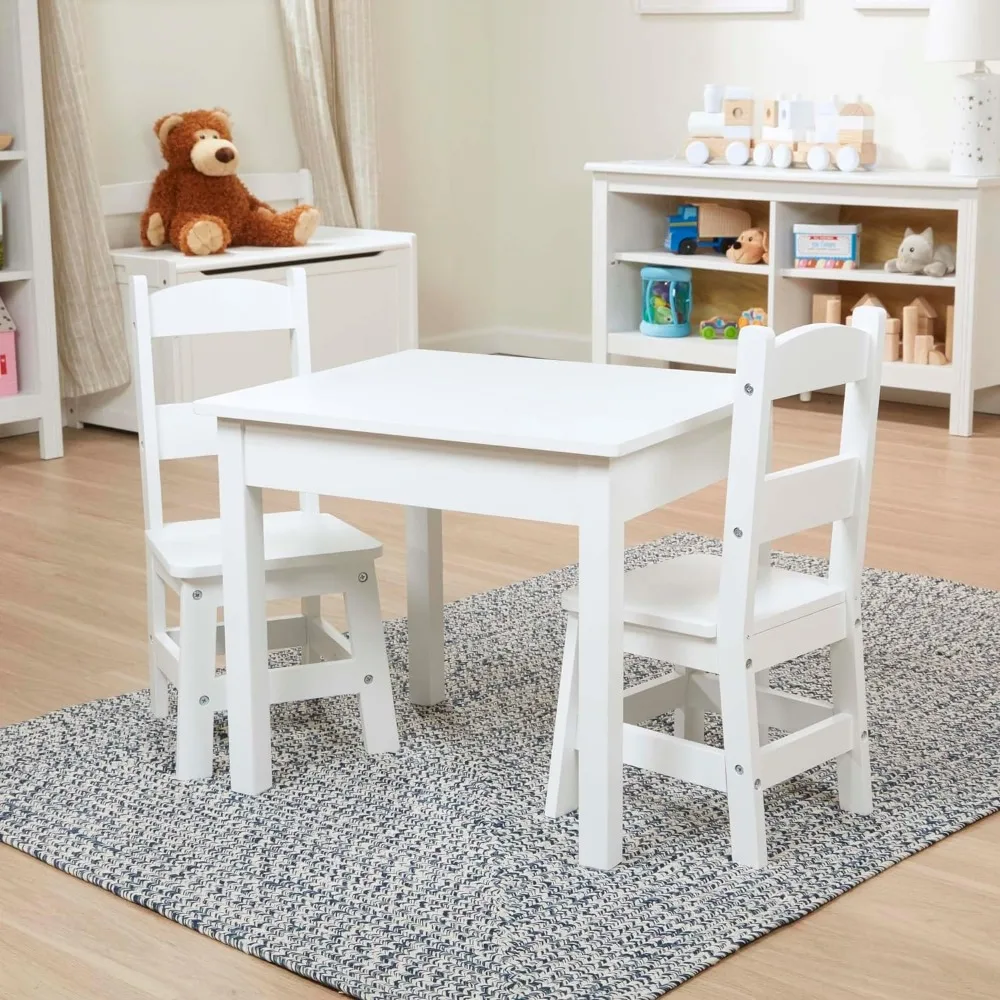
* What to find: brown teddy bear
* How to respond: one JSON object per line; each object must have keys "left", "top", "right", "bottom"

{"left": 140, "top": 108, "right": 320, "bottom": 256}
{"left": 726, "top": 228, "right": 769, "bottom": 266}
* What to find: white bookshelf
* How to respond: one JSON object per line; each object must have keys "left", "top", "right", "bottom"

{"left": 0, "top": 0, "right": 62, "bottom": 458}
{"left": 589, "top": 160, "right": 1000, "bottom": 436}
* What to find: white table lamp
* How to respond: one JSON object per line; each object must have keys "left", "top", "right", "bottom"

{"left": 928, "top": 0, "right": 1000, "bottom": 177}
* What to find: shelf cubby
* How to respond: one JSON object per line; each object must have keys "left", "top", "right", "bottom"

{"left": 0, "top": 0, "right": 61, "bottom": 458}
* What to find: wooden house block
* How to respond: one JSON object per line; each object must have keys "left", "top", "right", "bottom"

{"left": 929, "top": 350, "right": 949, "bottom": 366}
{"left": 883, "top": 332, "right": 901, "bottom": 362}
{"left": 914, "top": 334, "right": 934, "bottom": 365}
{"left": 909, "top": 296, "right": 938, "bottom": 320}
{"left": 761, "top": 100, "right": 779, "bottom": 128}
{"left": 918, "top": 315, "right": 933, "bottom": 337}
{"left": 724, "top": 99, "right": 754, "bottom": 126}
{"left": 946, "top": 304, "right": 955, "bottom": 362}
{"left": 812, "top": 293, "right": 842, "bottom": 325}
{"left": 885, "top": 317, "right": 901, "bottom": 336}
{"left": 854, "top": 293, "right": 885, "bottom": 311}
{"left": 902, "top": 304, "right": 920, "bottom": 363}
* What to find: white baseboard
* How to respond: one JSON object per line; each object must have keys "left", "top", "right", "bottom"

{"left": 422, "top": 326, "right": 1000, "bottom": 416}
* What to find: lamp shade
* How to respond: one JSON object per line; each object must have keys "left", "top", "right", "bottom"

{"left": 927, "top": 0, "right": 1000, "bottom": 63}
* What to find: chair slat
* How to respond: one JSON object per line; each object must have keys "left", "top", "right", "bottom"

{"left": 149, "top": 279, "right": 293, "bottom": 337}
{"left": 757, "top": 455, "right": 859, "bottom": 542}
{"left": 157, "top": 403, "right": 218, "bottom": 460}
{"left": 767, "top": 324, "right": 871, "bottom": 401}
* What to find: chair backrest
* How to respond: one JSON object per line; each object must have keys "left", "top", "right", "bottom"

{"left": 129, "top": 267, "right": 317, "bottom": 532}
{"left": 101, "top": 168, "right": 315, "bottom": 219}
{"left": 717, "top": 306, "right": 886, "bottom": 642}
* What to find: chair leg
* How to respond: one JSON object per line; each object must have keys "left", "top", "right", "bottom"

{"left": 176, "top": 584, "right": 218, "bottom": 780}
{"left": 674, "top": 668, "right": 705, "bottom": 743}
{"left": 546, "top": 616, "right": 580, "bottom": 817}
{"left": 830, "top": 626, "right": 873, "bottom": 814}
{"left": 756, "top": 668, "right": 770, "bottom": 747}
{"left": 719, "top": 665, "right": 767, "bottom": 868}
{"left": 146, "top": 556, "right": 169, "bottom": 719}
{"left": 300, "top": 595, "right": 322, "bottom": 664}
{"left": 345, "top": 570, "right": 400, "bottom": 755}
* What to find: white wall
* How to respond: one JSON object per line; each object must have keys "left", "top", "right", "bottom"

{"left": 81, "top": 0, "right": 298, "bottom": 185}
{"left": 491, "top": 0, "right": 964, "bottom": 341}
{"left": 371, "top": 0, "right": 495, "bottom": 339}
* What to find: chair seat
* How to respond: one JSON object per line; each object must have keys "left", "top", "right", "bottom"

{"left": 148, "top": 511, "right": 382, "bottom": 580}
{"left": 562, "top": 552, "right": 844, "bottom": 639}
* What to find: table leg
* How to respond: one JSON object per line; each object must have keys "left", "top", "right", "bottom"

{"left": 217, "top": 421, "right": 272, "bottom": 794}
{"left": 576, "top": 487, "right": 625, "bottom": 870}
{"left": 406, "top": 506, "right": 445, "bottom": 705}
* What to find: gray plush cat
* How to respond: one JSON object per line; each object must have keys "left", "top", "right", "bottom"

{"left": 885, "top": 227, "right": 956, "bottom": 278}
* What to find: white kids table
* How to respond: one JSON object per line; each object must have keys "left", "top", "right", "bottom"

{"left": 194, "top": 350, "right": 734, "bottom": 870}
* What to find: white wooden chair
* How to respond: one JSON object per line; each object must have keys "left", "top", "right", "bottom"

{"left": 547, "top": 307, "right": 886, "bottom": 868}
{"left": 130, "top": 266, "right": 399, "bottom": 780}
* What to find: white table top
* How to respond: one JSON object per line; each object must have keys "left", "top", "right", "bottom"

{"left": 585, "top": 160, "right": 1000, "bottom": 190}
{"left": 110, "top": 226, "right": 413, "bottom": 272}
{"left": 194, "top": 350, "right": 734, "bottom": 458}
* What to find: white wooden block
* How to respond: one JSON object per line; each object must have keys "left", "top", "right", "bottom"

{"left": 723, "top": 125, "right": 753, "bottom": 140}
{"left": 688, "top": 111, "right": 725, "bottom": 137}
{"left": 761, "top": 126, "right": 799, "bottom": 144}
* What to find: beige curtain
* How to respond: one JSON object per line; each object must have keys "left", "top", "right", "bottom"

{"left": 278, "top": 0, "right": 379, "bottom": 229}
{"left": 38, "top": 0, "right": 129, "bottom": 398}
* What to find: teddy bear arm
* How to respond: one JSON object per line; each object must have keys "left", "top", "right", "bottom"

{"left": 141, "top": 171, "right": 175, "bottom": 247}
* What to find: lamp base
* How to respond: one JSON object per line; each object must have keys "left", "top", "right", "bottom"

{"left": 950, "top": 65, "right": 1000, "bottom": 178}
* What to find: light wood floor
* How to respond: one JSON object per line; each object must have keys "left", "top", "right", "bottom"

{"left": 1, "top": 398, "right": 998, "bottom": 1000}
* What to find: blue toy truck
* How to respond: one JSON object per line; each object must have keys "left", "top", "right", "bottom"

{"left": 665, "top": 202, "right": 751, "bottom": 256}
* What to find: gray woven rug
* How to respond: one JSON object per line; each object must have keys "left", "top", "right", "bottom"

{"left": 2, "top": 533, "right": 998, "bottom": 1000}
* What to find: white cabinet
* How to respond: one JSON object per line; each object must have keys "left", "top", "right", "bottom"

{"left": 588, "top": 161, "right": 1000, "bottom": 436}
{"left": 76, "top": 227, "right": 417, "bottom": 432}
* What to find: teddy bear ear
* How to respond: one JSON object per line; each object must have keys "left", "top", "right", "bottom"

{"left": 209, "top": 108, "right": 232, "bottom": 131}
{"left": 903, "top": 227, "right": 915, "bottom": 239}
{"left": 920, "top": 227, "right": 934, "bottom": 241}
{"left": 154, "top": 113, "right": 184, "bottom": 146}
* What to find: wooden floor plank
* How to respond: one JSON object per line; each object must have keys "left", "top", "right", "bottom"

{"left": 1, "top": 398, "right": 998, "bottom": 999}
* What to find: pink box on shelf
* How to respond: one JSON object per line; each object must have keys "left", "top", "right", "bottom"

{"left": 0, "top": 329, "right": 17, "bottom": 395}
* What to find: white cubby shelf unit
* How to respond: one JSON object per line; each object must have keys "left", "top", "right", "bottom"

{"left": 0, "top": 0, "right": 62, "bottom": 459}
{"left": 589, "top": 161, "right": 1000, "bottom": 436}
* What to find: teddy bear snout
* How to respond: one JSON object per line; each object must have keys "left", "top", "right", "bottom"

{"left": 190, "top": 137, "right": 240, "bottom": 176}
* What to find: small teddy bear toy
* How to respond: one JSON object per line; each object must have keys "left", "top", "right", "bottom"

{"left": 726, "top": 228, "right": 769, "bottom": 266}
{"left": 884, "top": 227, "right": 956, "bottom": 278}
{"left": 141, "top": 108, "right": 320, "bottom": 256}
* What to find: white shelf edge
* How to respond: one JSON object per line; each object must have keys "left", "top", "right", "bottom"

{"left": 880, "top": 361, "right": 954, "bottom": 392}
{"left": 0, "top": 150, "right": 25, "bottom": 162}
{"left": 779, "top": 266, "right": 957, "bottom": 289}
{"left": 608, "top": 331, "right": 739, "bottom": 369}
{"left": 0, "top": 270, "right": 33, "bottom": 283}
{"left": 606, "top": 332, "right": 955, "bottom": 392}
{"left": 0, "top": 391, "right": 43, "bottom": 424}
{"left": 615, "top": 250, "right": 768, "bottom": 277}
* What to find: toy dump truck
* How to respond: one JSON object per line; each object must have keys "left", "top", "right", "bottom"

{"left": 666, "top": 202, "right": 752, "bottom": 256}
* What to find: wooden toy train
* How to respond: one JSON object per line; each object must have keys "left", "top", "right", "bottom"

{"left": 686, "top": 85, "right": 876, "bottom": 173}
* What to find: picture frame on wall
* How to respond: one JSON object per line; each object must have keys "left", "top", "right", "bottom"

{"left": 635, "top": 0, "right": 793, "bottom": 12}
{"left": 853, "top": 1, "right": 929, "bottom": 9}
